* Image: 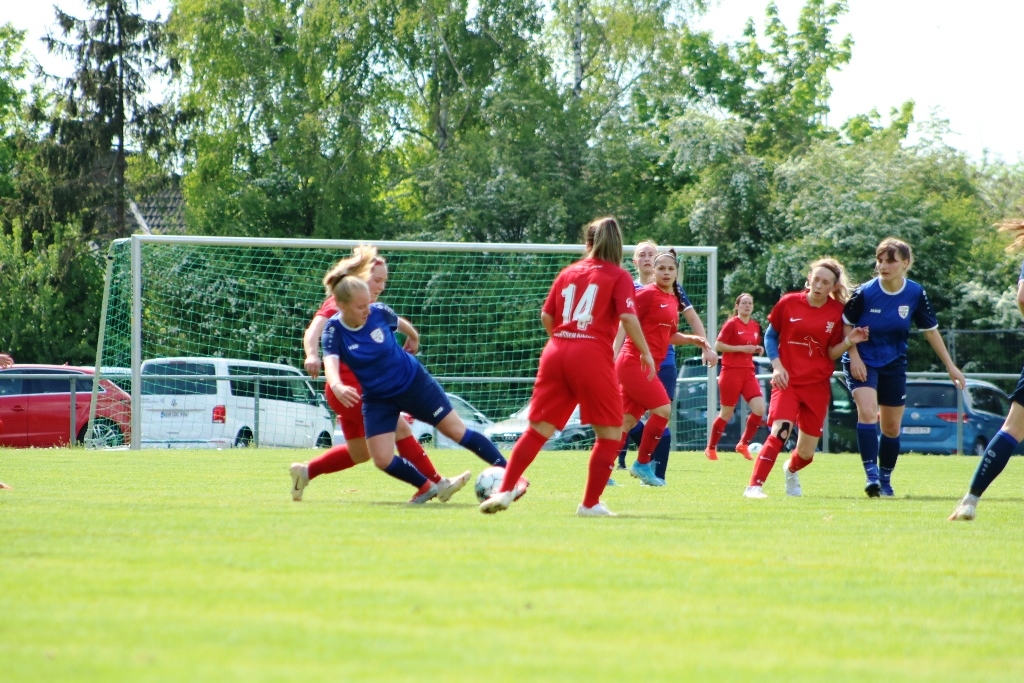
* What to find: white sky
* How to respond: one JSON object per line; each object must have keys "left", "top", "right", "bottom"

{"left": 4, "top": 0, "right": 1023, "bottom": 162}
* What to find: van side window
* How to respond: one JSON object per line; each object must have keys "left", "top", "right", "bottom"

{"left": 142, "top": 362, "right": 217, "bottom": 395}
{"left": 229, "top": 365, "right": 317, "bottom": 405}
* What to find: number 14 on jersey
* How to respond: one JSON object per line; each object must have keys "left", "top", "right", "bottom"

{"left": 561, "top": 284, "right": 597, "bottom": 330}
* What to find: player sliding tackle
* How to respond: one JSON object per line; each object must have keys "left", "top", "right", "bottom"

{"left": 320, "top": 245, "right": 518, "bottom": 504}
{"left": 480, "top": 216, "right": 655, "bottom": 517}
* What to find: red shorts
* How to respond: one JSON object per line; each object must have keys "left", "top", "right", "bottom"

{"left": 767, "top": 381, "right": 830, "bottom": 438}
{"left": 529, "top": 340, "right": 623, "bottom": 428}
{"left": 616, "top": 354, "right": 670, "bottom": 420}
{"left": 718, "top": 366, "right": 763, "bottom": 407}
{"left": 325, "top": 365, "right": 365, "bottom": 439}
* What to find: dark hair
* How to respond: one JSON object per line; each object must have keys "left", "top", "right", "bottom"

{"left": 733, "top": 292, "right": 754, "bottom": 316}
{"left": 654, "top": 249, "right": 688, "bottom": 313}
{"left": 583, "top": 217, "right": 624, "bottom": 264}
{"left": 875, "top": 237, "right": 913, "bottom": 267}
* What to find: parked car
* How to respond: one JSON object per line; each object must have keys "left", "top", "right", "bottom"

{"left": 140, "top": 358, "right": 334, "bottom": 449}
{"left": 900, "top": 379, "right": 1021, "bottom": 455}
{"left": 485, "top": 402, "right": 596, "bottom": 450}
{"left": 0, "top": 365, "right": 131, "bottom": 448}
{"left": 405, "top": 393, "right": 493, "bottom": 448}
{"left": 674, "top": 356, "right": 858, "bottom": 453}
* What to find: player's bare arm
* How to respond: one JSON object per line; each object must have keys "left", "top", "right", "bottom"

{"left": 922, "top": 328, "right": 966, "bottom": 388}
{"left": 323, "top": 355, "right": 360, "bottom": 408}
{"left": 683, "top": 307, "right": 718, "bottom": 366}
{"left": 842, "top": 322, "right": 867, "bottom": 380}
{"left": 829, "top": 326, "right": 869, "bottom": 361}
{"left": 303, "top": 315, "right": 329, "bottom": 378}
{"left": 397, "top": 317, "right": 420, "bottom": 355}
{"left": 541, "top": 311, "right": 555, "bottom": 337}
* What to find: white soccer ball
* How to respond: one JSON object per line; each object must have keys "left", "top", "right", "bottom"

{"left": 475, "top": 466, "right": 506, "bottom": 502}
{"left": 748, "top": 442, "right": 762, "bottom": 456}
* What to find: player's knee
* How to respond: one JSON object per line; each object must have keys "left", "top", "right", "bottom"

{"left": 775, "top": 421, "right": 792, "bottom": 441}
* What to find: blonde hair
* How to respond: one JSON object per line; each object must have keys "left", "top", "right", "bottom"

{"left": 999, "top": 218, "right": 1024, "bottom": 252}
{"left": 808, "top": 257, "right": 852, "bottom": 304}
{"left": 583, "top": 217, "right": 624, "bottom": 264}
{"left": 324, "top": 245, "right": 381, "bottom": 303}
{"left": 633, "top": 240, "right": 658, "bottom": 261}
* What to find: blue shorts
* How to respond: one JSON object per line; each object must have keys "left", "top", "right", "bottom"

{"left": 1010, "top": 364, "right": 1024, "bottom": 407}
{"left": 362, "top": 365, "right": 453, "bottom": 438}
{"left": 658, "top": 363, "right": 677, "bottom": 402}
{"left": 843, "top": 358, "right": 907, "bottom": 407}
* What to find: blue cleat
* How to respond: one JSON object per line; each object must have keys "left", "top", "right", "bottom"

{"left": 880, "top": 481, "right": 894, "bottom": 497}
{"left": 865, "top": 479, "right": 881, "bottom": 498}
{"left": 606, "top": 478, "right": 617, "bottom": 486}
{"left": 630, "top": 460, "right": 664, "bottom": 486}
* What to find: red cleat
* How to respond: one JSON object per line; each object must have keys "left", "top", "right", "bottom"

{"left": 735, "top": 443, "right": 753, "bottom": 460}
{"left": 513, "top": 476, "right": 530, "bottom": 501}
{"left": 704, "top": 446, "right": 718, "bottom": 461}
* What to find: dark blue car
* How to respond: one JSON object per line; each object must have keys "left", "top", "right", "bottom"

{"left": 900, "top": 379, "right": 1017, "bottom": 455}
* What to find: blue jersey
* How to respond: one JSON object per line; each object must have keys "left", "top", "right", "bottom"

{"left": 321, "top": 303, "right": 418, "bottom": 399}
{"left": 842, "top": 278, "right": 938, "bottom": 367}
{"left": 634, "top": 279, "right": 691, "bottom": 368}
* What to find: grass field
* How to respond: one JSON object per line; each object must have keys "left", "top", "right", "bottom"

{"left": 2, "top": 447, "right": 1023, "bottom": 682}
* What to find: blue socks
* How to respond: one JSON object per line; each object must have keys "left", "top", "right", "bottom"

{"left": 618, "top": 420, "right": 645, "bottom": 467}
{"left": 460, "top": 429, "right": 507, "bottom": 467}
{"left": 652, "top": 428, "right": 671, "bottom": 480}
{"left": 857, "top": 423, "right": 880, "bottom": 482}
{"left": 969, "top": 430, "right": 1019, "bottom": 497}
{"left": 878, "top": 434, "right": 900, "bottom": 484}
{"left": 383, "top": 455, "right": 427, "bottom": 488}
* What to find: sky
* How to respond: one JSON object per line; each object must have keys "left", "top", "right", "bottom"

{"left": 4, "top": 0, "right": 1023, "bottom": 162}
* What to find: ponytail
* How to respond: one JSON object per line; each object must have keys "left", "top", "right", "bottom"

{"left": 324, "top": 245, "right": 379, "bottom": 300}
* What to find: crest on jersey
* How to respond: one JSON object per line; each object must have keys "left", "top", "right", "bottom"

{"left": 825, "top": 321, "right": 835, "bottom": 334}
{"left": 898, "top": 305, "right": 909, "bottom": 319}
{"left": 370, "top": 328, "right": 385, "bottom": 343}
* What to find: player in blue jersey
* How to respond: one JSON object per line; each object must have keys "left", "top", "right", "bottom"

{"left": 951, "top": 220, "right": 1024, "bottom": 521}
{"left": 320, "top": 246, "right": 513, "bottom": 504}
{"left": 843, "top": 238, "right": 966, "bottom": 497}
{"left": 614, "top": 240, "right": 718, "bottom": 480}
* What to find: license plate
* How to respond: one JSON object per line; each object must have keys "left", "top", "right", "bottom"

{"left": 160, "top": 410, "right": 188, "bottom": 418}
{"left": 902, "top": 426, "right": 931, "bottom": 435}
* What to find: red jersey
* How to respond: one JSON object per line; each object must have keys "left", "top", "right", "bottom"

{"left": 316, "top": 297, "right": 339, "bottom": 319}
{"left": 767, "top": 292, "right": 844, "bottom": 386}
{"left": 313, "top": 296, "right": 359, "bottom": 389}
{"left": 542, "top": 258, "right": 636, "bottom": 350}
{"left": 718, "top": 316, "right": 761, "bottom": 369}
{"left": 621, "top": 284, "right": 678, "bottom": 366}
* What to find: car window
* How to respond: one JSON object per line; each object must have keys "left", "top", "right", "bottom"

{"left": 970, "top": 388, "right": 1005, "bottom": 415}
{"left": 229, "top": 365, "right": 317, "bottom": 405}
{"left": 0, "top": 371, "right": 23, "bottom": 396}
{"left": 449, "top": 397, "right": 479, "bottom": 422}
{"left": 142, "top": 362, "right": 217, "bottom": 395}
{"left": 26, "top": 369, "right": 79, "bottom": 394}
{"left": 905, "top": 384, "right": 958, "bottom": 408}
{"left": 74, "top": 377, "right": 105, "bottom": 393}
{"left": 830, "top": 378, "right": 853, "bottom": 413}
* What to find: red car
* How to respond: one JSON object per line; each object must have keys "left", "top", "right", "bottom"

{"left": 0, "top": 365, "right": 131, "bottom": 447}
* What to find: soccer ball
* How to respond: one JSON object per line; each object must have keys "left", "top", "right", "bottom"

{"left": 748, "top": 442, "right": 762, "bottom": 456}
{"left": 475, "top": 466, "right": 506, "bottom": 502}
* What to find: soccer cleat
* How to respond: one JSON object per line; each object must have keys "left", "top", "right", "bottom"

{"left": 735, "top": 442, "right": 753, "bottom": 460}
{"left": 704, "top": 446, "right": 719, "bottom": 461}
{"left": 879, "top": 482, "right": 895, "bottom": 497}
{"left": 864, "top": 480, "right": 881, "bottom": 498}
{"left": 783, "top": 462, "right": 802, "bottom": 497}
{"left": 289, "top": 462, "right": 310, "bottom": 502}
{"left": 0, "top": 481, "right": 11, "bottom": 490}
{"left": 576, "top": 502, "right": 618, "bottom": 517}
{"left": 513, "top": 476, "right": 530, "bottom": 501}
{"left": 409, "top": 481, "right": 439, "bottom": 504}
{"left": 479, "top": 488, "right": 516, "bottom": 514}
{"left": 630, "top": 460, "right": 663, "bottom": 486}
{"left": 435, "top": 470, "right": 471, "bottom": 503}
{"left": 606, "top": 478, "right": 617, "bottom": 486}
{"left": 743, "top": 485, "right": 768, "bottom": 499}
{"left": 949, "top": 496, "right": 978, "bottom": 521}
{"left": 616, "top": 462, "right": 627, "bottom": 470}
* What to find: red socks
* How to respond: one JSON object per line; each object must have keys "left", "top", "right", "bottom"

{"left": 637, "top": 413, "right": 669, "bottom": 464}
{"left": 787, "top": 452, "right": 813, "bottom": 473}
{"left": 749, "top": 435, "right": 784, "bottom": 487}
{"left": 307, "top": 444, "right": 355, "bottom": 480}
{"left": 396, "top": 435, "right": 442, "bottom": 483}
{"left": 741, "top": 413, "right": 762, "bottom": 444}
{"left": 500, "top": 427, "right": 548, "bottom": 492}
{"left": 708, "top": 416, "right": 728, "bottom": 449}
{"left": 582, "top": 438, "right": 622, "bottom": 508}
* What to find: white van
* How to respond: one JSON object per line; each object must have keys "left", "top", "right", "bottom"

{"left": 140, "top": 357, "right": 335, "bottom": 449}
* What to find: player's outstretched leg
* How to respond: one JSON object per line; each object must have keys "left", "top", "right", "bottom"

{"left": 578, "top": 437, "right": 621, "bottom": 517}
{"left": 783, "top": 451, "right": 811, "bottom": 497}
{"left": 480, "top": 427, "right": 546, "bottom": 514}
{"left": 745, "top": 434, "right": 783, "bottom": 498}
{"left": 290, "top": 444, "right": 358, "bottom": 501}
{"left": 950, "top": 430, "right": 1019, "bottom": 521}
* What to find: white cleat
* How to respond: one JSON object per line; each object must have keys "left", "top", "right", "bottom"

{"left": 949, "top": 495, "right": 978, "bottom": 521}
{"left": 479, "top": 488, "right": 516, "bottom": 514}
{"left": 783, "top": 463, "right": 802, "bottom": 497}
{"left": 576, "top": 502, "right": 617, "bottom": 517}
{"left": 436, "top": 470, "right": 472, "bottom": 503}
{"left": 744, "top": 485, "right": 768, "bottom": 499}
{"left": 289, "top": 463, "right": 309, "bottom": 501}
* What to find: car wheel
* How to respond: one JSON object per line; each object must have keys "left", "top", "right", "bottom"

{"left": 235, "top": 428, "right": 254, "bottom": 448}
{"left": 79, "top": 418, "right": 124, "bottom": 448}
{"left": 316, "top": 431, "right": 332, "bottom": 449}
{"left": 974, "top": 439, "right": 987, "bottom": 457}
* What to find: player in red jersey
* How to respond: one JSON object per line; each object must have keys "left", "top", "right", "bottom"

{"left": 706, "top": 293, "right": 765, "bottom": 461}
{"left": 479, "top": 217, "right": 656, "bottom": 517}
{"left": 744, "top": 258, "right": 869, "bottom": 499}
{"left": 288, "top": 249, "right": 472, "bottom": 503}
{"left": 618, "top": 250, "right": 709, "bottom": 486}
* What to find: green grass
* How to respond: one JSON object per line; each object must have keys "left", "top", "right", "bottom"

{"left": 1, "top": 447, "right": 1023, "bottom": 682}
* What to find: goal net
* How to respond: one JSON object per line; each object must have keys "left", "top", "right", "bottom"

{"left": 89, "top": 236, "right": 717, "bottom": 450}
